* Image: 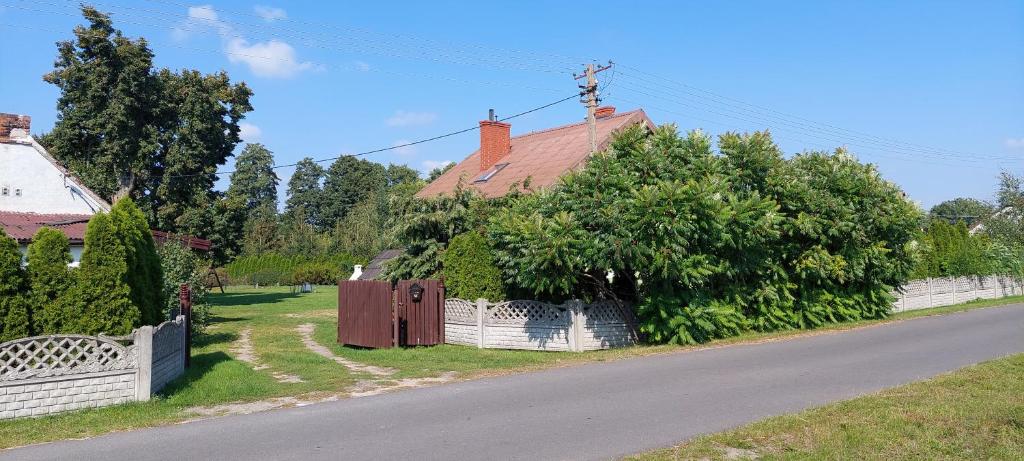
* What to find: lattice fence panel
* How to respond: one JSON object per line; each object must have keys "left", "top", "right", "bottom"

{"left": 444, "top": 298, "right": 477, "bottom": 324}
{"left": 487, "top": 300, "right": 569, "bottom": 326}
{"left": 582, "top": 300, "right": 630, "bottom": 324}
{"left": 0, "top": 335, "right": 138, "bottom": 382}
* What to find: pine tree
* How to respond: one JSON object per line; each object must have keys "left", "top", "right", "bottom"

{"left": 111, "top": 198, "right": 164, "bottom": 325}
{"left": 285, "top": 158, "right": 326, "bottom": 229}
{"left": 26, "top": 228, "right": 74, "bottom": 334}
{"left": 227, "top": 143, "right": 280, "bottom": 215}
{"left": 73, "top": 212, "right": 140, "bottom": 335}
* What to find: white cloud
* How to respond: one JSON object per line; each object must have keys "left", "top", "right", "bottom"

{"left": 386, "top": 110, "right": 438, "bottom": 127}
{"left": 254, "top": 5, "right": 287, "bottom": 22}
{"left": 172, "top": 5, "right": 316, "bottom": 79}
{"left": 422, "top": 160, "right": 453, "bottom": 172}
{"left": 1006, "top": 138, "right": 1024, "bottom": 149}
{"left": 239, "top": 122, "right": 262, "bottom": 142}
{"left": 353, "top": 60, "right": 371, "bottom": 72}
{"left": 226, "top": 38, "right": 316, "bottom": 78}
{"left": 392, "top": 140, "right": 417, "bottom": 156}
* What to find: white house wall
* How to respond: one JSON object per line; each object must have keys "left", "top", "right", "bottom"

{"left": 0, "top": 140, "right": 107, "bottom": 214}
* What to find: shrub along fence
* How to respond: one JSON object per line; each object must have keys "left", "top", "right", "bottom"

{"left": 893, "top": 275, "right": 1023, "bottom": 312}
{"left": 444, "top": 299, "right": 637, "bottom": 352}
{"left": 0, "top": 315, "right": 187, "bottom": 420}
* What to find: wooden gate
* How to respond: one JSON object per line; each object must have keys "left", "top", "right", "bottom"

{"left": 338, "top": 280, "right": 393, "bottom": 348}
{"left": 395, "top": 279, "right": 445, "bottom": 346}
{"left": 337, "top": 279, "right": 445, "bottom": 348}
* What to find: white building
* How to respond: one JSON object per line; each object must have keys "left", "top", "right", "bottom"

{"left": 0, "top": 113, "right": 110, "bottom": 263}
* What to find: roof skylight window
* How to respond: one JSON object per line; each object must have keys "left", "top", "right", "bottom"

{"left": 474, "top": 162, "right": 509, "bottom": 183}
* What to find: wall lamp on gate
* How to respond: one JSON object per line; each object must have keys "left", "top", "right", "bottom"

{"left": 409, "top": 282, "right": 424, "bottom": 303}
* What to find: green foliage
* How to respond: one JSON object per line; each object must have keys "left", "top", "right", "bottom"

{"left": 322, "top": 156, "right": 387, "bottom": 226}
{"left": 441, "top": 231, "right": 505, "bottom": 300}
{"left": 0, "top": 228, "right": 31, "bottom": 341}
{"left": 70, "top": 212, "right": 140, "bottom": 335}
{"left": 157, "top": 240, "right": 210, "bottom": 334}
{"left": 225, "top": 253, "right": 355, "bottom": 286}
{"left": 929, "top": 198, "right": 993, "bottom": 225}
{"left": 285, "top": 157, "right": 326, "bottom": 229}
{"left": 488, "top": 125, "right": 921, "bottom": 344}
{"left": 291, "top": 262, "right": 343, "bottom": 285}
{"left": 111, "top": 198, "right": 164, "bottom": 326}
{"left": 912, "top": 221, "right": 993, "bottom": 278}
{"left": 44, "top": 6, "right": 252, "bottom": 232}
{"left": 227, "top": 143, "right": 279, "bottom": 213}
{"left": 427, "top": 162, "right": 455, "bottom": 182}
{"left": 25, "top": 228, "right": 73, "bottom": 333}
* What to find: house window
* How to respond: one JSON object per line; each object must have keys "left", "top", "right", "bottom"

{"left": 1, "top": 187, "right": 7, "bottom": 196}
{"left": 13, "top": 189, "right": 21, "bottom": 197}
{"left": 474, "top": 163, "right": 509, "bottom": 183}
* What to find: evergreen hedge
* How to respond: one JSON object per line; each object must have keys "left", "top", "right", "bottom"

{"left": 441, "top": 230, "right": 505, "bottom": 300}
{"left": 111, "top": 198, "right": 164, "bottom": 326}
{"left": 69, "top": 212, "right": 140, "bottom": 335}
{"left": 0, "top": 228, "right": 30, "bottom": 341}
{"left": 26, "top": 228, "right": 74, "bottom": 333}
{"left": 225, "top": 252, "right": 355, "bottom": 286}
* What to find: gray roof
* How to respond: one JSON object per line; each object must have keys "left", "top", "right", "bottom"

{"left": 358, "top": 249, "right": 404, "bottom": 280}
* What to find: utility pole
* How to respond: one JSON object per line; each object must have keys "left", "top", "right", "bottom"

{"left": 575, "top": 61, "right": 613, "bottom": 153}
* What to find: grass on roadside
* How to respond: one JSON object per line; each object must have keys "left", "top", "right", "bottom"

{"left": 0, "top": 287, "right": 1020, "bottom": 449}
{"left": 627, "top": 353, "right": 1024, "bottom": 461}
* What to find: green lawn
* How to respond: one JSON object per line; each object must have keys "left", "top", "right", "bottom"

{"left": 0, "top": 286, "right": 1021, "bottom": 449}
{"left": 627, "top": 353, "right": 1024, "bottom": 461}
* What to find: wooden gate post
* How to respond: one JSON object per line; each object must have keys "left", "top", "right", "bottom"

{"left": 179, "top": 283, "right": 192, "bottom": 368}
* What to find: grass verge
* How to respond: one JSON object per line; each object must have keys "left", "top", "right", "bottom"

{"left": 626, "top": 353, "right": 1024, "bottom": 460}
{"left": 0, "top": 288, "right": 1020, "bottom": 449}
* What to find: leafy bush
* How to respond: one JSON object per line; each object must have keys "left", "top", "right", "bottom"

{"left": 67, "top": 212, "right": 140, "bottom": 335}
{"left": 111, "top": 198, "right": 164, "bottom": 326}
{"left": 157, "top": 239, "right": 210, "bottom": 334}
{"left": 26, "top": 228, "right": 74, "bottom": 333}
{"left": 441, "top": 230, "right": 504, "bottom": 300}
{"left": 0, "top": 228, "right": 31, "bottom": 341}
{"left": 291, "top": 262, "right": 343, "bottom": 285}
{"left": 226, "top": 252, "right": 355, "bottom": 286}
{"left": 912, "top": 221, "right": 993, "bottom": 278}
{"left": 488, "top": 125, "right": 921, "bottom": 344}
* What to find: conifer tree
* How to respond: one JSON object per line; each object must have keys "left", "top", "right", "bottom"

{"left": 285, "top": 158, "right": 325, "bottom": 229}
{"left": 111, "top": 198, "right": 164, "bottom": 325}
{"left": 26, "top": 228, "right": 74, "bottom": 334}
{"left": 0, "top": 228, "right": 31, "bottom": 341}
{"left": 73, "top": 213, "right": 140, "bottom": 335}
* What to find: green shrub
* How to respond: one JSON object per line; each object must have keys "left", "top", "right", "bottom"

{"left": 71, "top": 212, "right": 140, "bottom": 335}
{"left": 111, "top": 198, "right": 164, "bottom": 326}
{"left": 441, "top": 230, "right": 505, "bottom": 300}
{"left": 292, "top": 262, "right": 342, "bottom": 285}
{"left": 0, "top": 228, "right": 31, "bottom": 341}
{"left": 225, "top": 252, "right": 355, "bottom": 286}
{"left": 157, "top": 240, "right": 210, "bottom": 334}
{"left": 26, "top": 227, "right": 73, "bottom": 333}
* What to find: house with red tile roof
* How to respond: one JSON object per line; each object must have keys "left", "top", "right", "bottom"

{"left": 0, "top": 113, "right": 111, "bottom": 264}
{"left": 416, "top": 106, "right": 654, "bottom": 198}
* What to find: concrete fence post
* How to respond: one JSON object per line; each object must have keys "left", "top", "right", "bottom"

{"left": 475, "top": 298, "right": 487, "bottom": 349}
{"left": 135, "top": 326, "right": 154, "bottom": 402}
{"left": 951, "top": 277, "right": 958, "bottom": 304}
{"left": 927, "top": 277, "right": 934, "bottom": 308}
{"left": 566, "top": 300, "right": 585, "bottom": 352}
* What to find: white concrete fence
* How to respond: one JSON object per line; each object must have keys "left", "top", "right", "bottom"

{"left": 0, "top": 315, "right": 187, "bottom": 420}
{"left": 445, "top": 299, "right": 637, "bottom": 352}
{"left": 892, "top": 275, "right": 1022, "bottom": 313}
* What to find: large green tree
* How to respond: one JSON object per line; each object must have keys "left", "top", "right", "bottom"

{"left": 322, "top": 156, "right": 387, "bottom": 227}
{"left": 285, "top": 158, "right": 325, "bottom": 228}
{"left": 44, "top": 6, "right": 252, "bottom": 232}
{"left": 929, "top": 198, "right": 994, "bottom": 225}
{"left": 227, "top": 143, "right": 280, "bottom": 215}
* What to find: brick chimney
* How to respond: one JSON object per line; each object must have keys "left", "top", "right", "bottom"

{"left": 595, "top": 106, "right": 616, "bottom": 119}
{"left": 0, "top": 113, "right": 31, "bottom": 142}
{"left": 479, "top": 109, "right": 510, "bottom": 172}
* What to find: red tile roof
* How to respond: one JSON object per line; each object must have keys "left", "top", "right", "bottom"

{"left": 416, "top": 108, "right": 653, "bottom": 198}
{"left": 0, "top": 212, "right": 91, "bottom": 244}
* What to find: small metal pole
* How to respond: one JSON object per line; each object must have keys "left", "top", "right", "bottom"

{"left": 179, "top": 284, "right": 192, "bottom": 367}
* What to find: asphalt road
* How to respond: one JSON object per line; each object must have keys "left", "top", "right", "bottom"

{"left": 5, "top": 304, "right": 1023, "bottom": 461}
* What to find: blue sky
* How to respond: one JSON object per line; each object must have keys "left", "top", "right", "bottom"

{"left": 1, "top": 0, "right": 1021, "bottom": 209}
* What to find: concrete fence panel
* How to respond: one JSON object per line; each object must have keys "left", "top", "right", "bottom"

{"left": 893, "top": 276, "right": 1022, "bottom": 313}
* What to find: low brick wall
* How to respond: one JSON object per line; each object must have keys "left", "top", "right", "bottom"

{"left": 0, "top": 315, "right": 187, "bottom": 420}
{"left": 444, "top": 299, "right": 637, "bottom": 352}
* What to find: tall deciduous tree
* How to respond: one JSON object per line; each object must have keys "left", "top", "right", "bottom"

{"left": 227, "top": 143, "right": 280, "bottom": 215}
{"left": 285, "top": 158, "right": 326, "bottom": 229}
{"left": 386, "top": 164, "right": 421, "bottom": 187}
{"left": 322, "top": 156, "right": 387, "bottom": 226}
{"left": 929, "top": 198, "right": 994, "bottom": 225}
{"left": 44, "top": 6, "right": 252, "bottom": 232}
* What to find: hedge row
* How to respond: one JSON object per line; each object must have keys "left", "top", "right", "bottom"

{"left": 225, "top": 252, "right": 357, "bottom": 286}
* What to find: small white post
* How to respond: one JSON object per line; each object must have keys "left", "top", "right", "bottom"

{"left": 951, "top": 277, "right": 958, "bottom": 304}
{"left": 927, "top": 278, "right": 934, "bottom": 308}
{"left": 566, "top": 300, "right": 585, "bottom": 352}
{"left": 475, "top": 298, "right": 486, "bottom": 349}
{"left": 135, "top": 326, "right": 153, "bottom": 402}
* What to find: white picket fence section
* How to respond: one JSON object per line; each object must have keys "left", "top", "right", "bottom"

{"left": 892, "top": 275, "right": 1023, "bottom": 312}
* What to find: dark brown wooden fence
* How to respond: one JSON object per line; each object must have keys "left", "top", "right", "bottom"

{"left": 337, "top": 279, "right": 445, "bottom": 348}
{"left": 395, "top": 279, "right": 445, "bottom": 346}
{"left": 337, "top": 280, "right": 394, "bottom": 348}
